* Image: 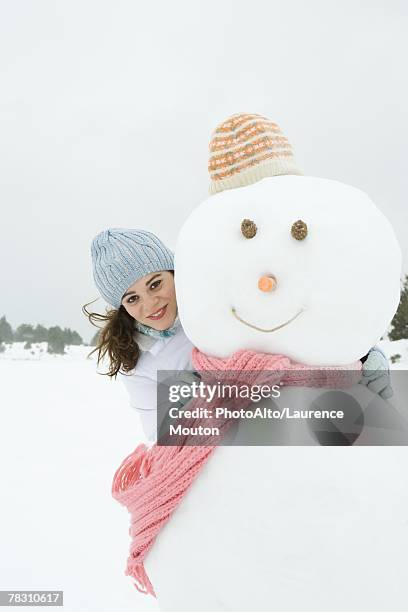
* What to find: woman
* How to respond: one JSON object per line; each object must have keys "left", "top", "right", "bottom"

{"left": 84, "top": 227, "right": 393, "bottom": 443}
{"left": 84, "top": 227, "right": 194, "bottom": 441}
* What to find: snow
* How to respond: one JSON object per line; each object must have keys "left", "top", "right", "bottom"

{"left": 0, "top": 340, "right": 407, "bottom": 611}
{"left": 0, "top": 342, "right": 91, "bottom": 362}
{"left": 0, "top": 345, "right": 159, "bottom": 612}
{"left": 377, "top": 338, "right": 408, "bottom": 369}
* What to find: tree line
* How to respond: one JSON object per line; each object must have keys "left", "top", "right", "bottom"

{"left": 0, "top": 317, "right": 85, "bottom": 355}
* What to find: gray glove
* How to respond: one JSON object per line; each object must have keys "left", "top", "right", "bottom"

{"left": 360, "top": 346, "right": 393, "bottom": 400}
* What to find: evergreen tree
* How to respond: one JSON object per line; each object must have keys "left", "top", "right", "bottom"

{"left": 47, "top": 326, "right": 65, "bottom": 355}
{"left": 70, "top": 330, "right": 83, "bottom": 345}
{"left": 33, "top": 324, "right": 48, "bottom": 342}
{"left": 62, "top": 328, "right": 72, "bottom": 344}
{"left": 62, "top": 327, "right": 83, "bottom": 345}
{"left": 14, "top": 323, "right": 36, "bottom": 342}
{"left": 389, "top": 275, "right": 408, "bottom": 341}
{"left": 0, "top": 316, "right": 13, "bottom": 343}
{"left": 0, "top": 342, "right": 5, "bottom": 353}
{"left": 90, "top": 330, "right": 100, "bottom": 346}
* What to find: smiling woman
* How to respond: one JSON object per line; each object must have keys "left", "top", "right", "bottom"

{"left": 83, "top": 228, "right": 194, "bottom": 441}
{"left": 121, "top": 271, "right": 178, "bottom": 332}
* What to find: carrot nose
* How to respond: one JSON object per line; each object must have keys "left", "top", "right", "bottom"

{"left": 258, "top": 275, "right": 277, "bottom": 292}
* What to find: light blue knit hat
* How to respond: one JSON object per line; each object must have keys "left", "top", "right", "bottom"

{"left": 91, "top": 228, "right": 174, "bottom": 308}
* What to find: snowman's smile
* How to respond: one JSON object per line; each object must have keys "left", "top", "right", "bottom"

{"left": 231, "top": 307, "right": 304, "bottom": 333}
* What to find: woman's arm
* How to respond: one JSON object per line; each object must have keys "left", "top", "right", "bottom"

{"left": 120, "top": 372, "right": 158, "bottom": 441}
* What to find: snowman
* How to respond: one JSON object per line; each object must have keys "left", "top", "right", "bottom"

{"left": 144, "top": 114, "right": 407, "bottom": 611}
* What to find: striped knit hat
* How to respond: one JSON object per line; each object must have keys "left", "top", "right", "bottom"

{"left": 91, "top": 228, "right": 174, "bottom": 309}
{"left": 209, "top": 113, "right": 302, "bottom": 194}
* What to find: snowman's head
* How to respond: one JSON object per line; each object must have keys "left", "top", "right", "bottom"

{"left": 175, "top": 115, "right": 401, "bottom": 365}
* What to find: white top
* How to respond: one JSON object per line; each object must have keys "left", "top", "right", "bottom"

{"left": 119, "top": 324, "right": 194, "bottom": 441}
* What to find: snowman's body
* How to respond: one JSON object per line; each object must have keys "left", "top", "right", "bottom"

{"left": 145, "top": 174, "right": 404, "bottom": 610}
{"left": 146, "top": 438, "right": 408, "bottom": 612}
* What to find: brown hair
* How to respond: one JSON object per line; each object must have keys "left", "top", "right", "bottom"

{"left": 82, "top": 300, "right": 140, "bottom": 378}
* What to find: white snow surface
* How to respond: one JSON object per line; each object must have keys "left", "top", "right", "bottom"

{"left": 0, "top": 345, "right": 159, "bottom": 612}
{"left": 0, "top": 342, "right": 92, "bottom": 362}
{"left": 0, "top": 340, "right": 407, "bottom": 611}
{"left": 378, "top": 338, "right": 408, "bottom": 369}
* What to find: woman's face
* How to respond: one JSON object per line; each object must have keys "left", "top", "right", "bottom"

{"left": 121, "top": 271, "right": 177, "bottom": 331}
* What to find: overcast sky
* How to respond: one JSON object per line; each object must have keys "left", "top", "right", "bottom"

{"left": 1, "top": 0, "right": 407, "bottom": 342}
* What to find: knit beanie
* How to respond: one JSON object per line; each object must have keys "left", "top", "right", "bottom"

{"left": 91, "top": 228, "right": 174, "bottom": 309}
{"left": 209, "top": 113, "right": 302, "bottom": 194}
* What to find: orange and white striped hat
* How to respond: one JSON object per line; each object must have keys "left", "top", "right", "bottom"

{"left": 208, "top": 113, "right": 302, "bottom": 194}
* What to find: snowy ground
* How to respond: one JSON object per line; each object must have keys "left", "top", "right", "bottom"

{"left": 377, "top": 338, "right": 408, "bottom": 369}
{"left": 0, "top": 340, "right": 407, "bottom": 611}
{"left": 0, "top": 344, "right": 159, "bottom": 612}
{"left": 2, "top": 338, "right": 407, "bottom": 367}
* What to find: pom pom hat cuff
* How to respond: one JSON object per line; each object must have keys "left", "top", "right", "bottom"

{"left": 91, "top": 228, "right": 174, "bottom": 309}
{"left": 208, "top": 112, "right": 303, "bottom": 194}
{"left": 209, "top": 157, "right": 302, "bottom": 194}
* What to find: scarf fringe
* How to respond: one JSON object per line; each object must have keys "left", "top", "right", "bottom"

{"left": 126, "top": 558, "right": 156, "bottom": 597}
{"left": 112, "top": 442, "right": 215, "bottom": 596}
{"left": 111, "top": 443, "right": 153, "bottom": 498}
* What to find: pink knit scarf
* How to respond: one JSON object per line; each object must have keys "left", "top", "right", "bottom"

{"left": 111, "top": 348, "right": 362, "bottom": 597}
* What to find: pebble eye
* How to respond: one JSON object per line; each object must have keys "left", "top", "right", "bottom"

{"left": 291, "top": 219, "right": 308, "bottom": 240}
{"left": 241, "top": 218, "right": 257, "bottom": 239}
